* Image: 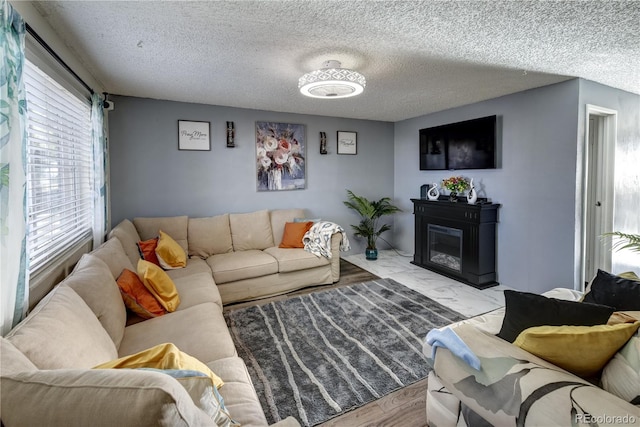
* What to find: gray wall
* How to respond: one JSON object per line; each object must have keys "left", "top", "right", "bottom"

{"left": 577, "top": 80, "right": 640, "bottom": 274}
{"left": 393, "top": 80, "right": 581, "bottom": 294}
{"left": 108, "top": 96, "right": 395, "bottom": 253}
{"left": 109, "top": 81, "right": 638, "bottom": 292}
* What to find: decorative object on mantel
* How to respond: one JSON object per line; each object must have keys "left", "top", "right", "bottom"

{"left": 319, "top": 131, "right": 327, "bottom": 154}
{"left": 256, "top": 122, "right": 306, "bottom": 191}
{"left": 337, "top": 131, "right": 357, "bottom": 155}
{"left": 467, "top": 178, "right": 478, "bottom": 205}
{"left": 298, "top": 60, "right": 366, "bottom": 99}
{"left": 442, "top": 176, "right": 469, "bottom": 202}
{"left": 427, "top": 183, "right": 440, "bottom": 200}
{"left": 226, "top": 121, "right": 235, "bottom": 148}
{"left": 344, "top": 190, "right": 402, "bottom": 261}
{"left": 178, "top": 120, "right": 210, "bottom": 151}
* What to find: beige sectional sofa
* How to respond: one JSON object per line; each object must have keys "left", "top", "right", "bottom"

{"left": 1, "top": 208, "right": 344, "bottom": 426}
{"left": 110, "top": 209, "right": 342, "bottom": 304}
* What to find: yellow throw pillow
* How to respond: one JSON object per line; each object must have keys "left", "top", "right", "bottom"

{"left": 156, "top": 230, "right": 187, "bottom": 269}
{"left": 137, "top": 259, "right": 181, "bottom": 312}
{"left": 93, "top": 342, "right": 223, "bottom": 389}
{"left": 514, "top": 321, "right": 640, "bottom": 377}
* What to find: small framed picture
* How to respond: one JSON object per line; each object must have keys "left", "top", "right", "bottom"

{"left": 337, "top": 131, "right": 357, "bottom": 155}
{"left": 178, "top": 120, "right": 210, "bottom": 151}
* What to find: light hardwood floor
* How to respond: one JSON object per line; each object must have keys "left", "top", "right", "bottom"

{"left": 318, "top": 378, "right": 428, "bottom": 427}
{"left": 223, "top": 259, "right": 429, "bottom": 427}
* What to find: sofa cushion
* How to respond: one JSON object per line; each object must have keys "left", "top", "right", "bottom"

{"left": 156, "top": 230, "right": 188, "bottom": 269}
{"left": 0, "top": 337, "right": 37, "bottom": 376}
{"left": 279, "top": 221, "right": 314, "bottom": 248}
{"left": 119, "top": 302, "right": 236, "bottom": 363}
{"left": 165, "top": 257, "right": 215, "bottom": 281}
{"left": 188, "top": 214, "right": 233, "bottom": 258}
{"left": 264, "top": 247, "right": 330, "bottom": 273}
{"left": 5, "top": 286, "right": 118, "bottom": 369}
{"left": 94, "top": 342, "right": 223, "bottom": 389}
{"left": 583, "top": 269, "right": 640, "bottom": 311}
{"left": 138, "top": 260, "right": 181, "bottom": 312}
{"left": 172, "top": 272, "right": 222, "bottom": 310}
{"left": 108, "top": 219, "right": 143, "bottom": 267}
{"left": 138, "top": 237, "right": 161, "bottom": 266}
{"left": 514, "top": 322, "right": 640, "bottom": 377}
{"left": 134, "top": 216, "right": 189, "bottom": 252}
{"left": 229, "top": 210, "right": 274, "bottom": 251}
{"left": 117, "top": 269, "right": 167, "bottom": 319}
{"left": 207, "top": 250, "right": 278, "bottom": 284}
{"left": 208, "top": 357, "right": 269, "bottom": 427}
{"left": 0, "top": 369, "right": 216, "bottom": 427}
{"left": 59, "top": 254, "right": 127, "bottom": 348}
{"left": 497, "top": 290, "right": 615, "bottom": 342}
{"left": 270, "top": 208, "right": 306, "bottom": 246}
{"left": 91, "top": 237, "right": 135, "bottom": 279}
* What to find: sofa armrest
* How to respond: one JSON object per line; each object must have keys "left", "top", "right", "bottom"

{"left": 1, "top": 368, "right": 216, "bottom": 427}
{"left": 330, "top": 233, "right": 342, "bottom": 281}
{"left": 432, "top": 324, "right": 638, "bottom": 426}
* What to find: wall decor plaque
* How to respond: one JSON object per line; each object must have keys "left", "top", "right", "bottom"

{"left": 178, "top": 120, "right": 210, "bottom": 151}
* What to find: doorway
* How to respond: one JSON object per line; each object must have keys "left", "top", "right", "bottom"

{"left": 582, "top": 105, "right": 616, "bottom": 289}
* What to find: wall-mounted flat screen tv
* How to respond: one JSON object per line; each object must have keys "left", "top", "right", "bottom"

{"left": 419, "top": 115, "right": 497, "bottom": 170}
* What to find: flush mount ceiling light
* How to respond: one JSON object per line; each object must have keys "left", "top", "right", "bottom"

{"left": 298, "top": 60, "right": 366, "bottom": 99}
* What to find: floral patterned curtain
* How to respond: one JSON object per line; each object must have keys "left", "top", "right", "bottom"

{"left": 91, "top": 93, "right": 106, "bottom": 249}
{"left": 0, "top": 0, "right": 28, "bottom": 335}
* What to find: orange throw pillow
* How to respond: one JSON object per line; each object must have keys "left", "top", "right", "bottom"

{"left": 279, "top": 221, "right": 314, "bottom": 248}
{"left": 116, "top": 269, "right": 166, "bottom": 319}
{"left": 137, "top": 238, "right": 161, "bottom": 267}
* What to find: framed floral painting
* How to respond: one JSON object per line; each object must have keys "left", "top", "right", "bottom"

{"left": 256, "top": 122, "right": 306, "bottom": 191}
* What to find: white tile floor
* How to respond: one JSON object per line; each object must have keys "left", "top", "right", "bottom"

{"left": 343, "top": 249, "right": 510, "bottom": 318}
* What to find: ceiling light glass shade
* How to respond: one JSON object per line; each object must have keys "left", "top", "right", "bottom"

{"left": 299, "top": 60, "right": 366, "bottom": 99}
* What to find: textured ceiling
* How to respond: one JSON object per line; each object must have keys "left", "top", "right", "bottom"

{"left": 30, "top": 0, "right": 640, "bottom": 122}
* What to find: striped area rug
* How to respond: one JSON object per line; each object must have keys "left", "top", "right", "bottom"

{"left": 224, "top": 278, "right": 466, "bottom": 426}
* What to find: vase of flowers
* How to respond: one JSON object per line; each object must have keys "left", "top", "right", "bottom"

{"left": 442, "top": 176, "right": 469, "bottom": 202}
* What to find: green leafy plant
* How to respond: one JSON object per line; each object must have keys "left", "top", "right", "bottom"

{"left": 603, "top": 232, "right": 640, "bottom": 253}
{"left": 343, "top": 190, "right": 402, "bottom": 250}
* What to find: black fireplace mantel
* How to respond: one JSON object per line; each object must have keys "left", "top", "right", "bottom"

{"left": 411, "top": 198, "right": 500, "bottom": 289}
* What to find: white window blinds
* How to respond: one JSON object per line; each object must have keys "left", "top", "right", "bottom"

{"left": 24, "top": 59, "right": 93, "bottom": 274}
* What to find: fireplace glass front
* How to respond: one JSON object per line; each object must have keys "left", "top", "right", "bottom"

{"left": 428, "top": 224, "right": 463, "bottom": 272}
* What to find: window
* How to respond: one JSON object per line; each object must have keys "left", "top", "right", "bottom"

{"left": 24, "top": 59, "right": 93, "bottom": 274}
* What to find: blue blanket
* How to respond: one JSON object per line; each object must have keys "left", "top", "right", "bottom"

{"left": 426, "top": 327, "right": 481, "bottom": 370}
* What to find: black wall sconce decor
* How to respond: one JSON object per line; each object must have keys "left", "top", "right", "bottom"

{"left": 226, "top": 121, "right": 235, "bottom": 148}
{"left": 320, "top": 131, "right": 327, "bottom": 154}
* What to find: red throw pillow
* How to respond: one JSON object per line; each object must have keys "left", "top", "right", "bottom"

{"left": 279, "top": 221, "right": 314, "bottom": 248}
{"left": 137, "top": 237, "right": 161, "bottom": 266}
{"left": 116, "top": 269, "right": 167, "bottom": 319}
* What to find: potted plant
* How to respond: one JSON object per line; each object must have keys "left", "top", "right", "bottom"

{"left": 344, "top": 190, "right": 402, "bottom": 260}
{"left": 603, "top": 232, "right": 640, "bottom": 253}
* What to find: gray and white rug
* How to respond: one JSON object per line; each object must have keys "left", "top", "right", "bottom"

{"left": 224, "top": 278, "right": 466, "bottom": 426}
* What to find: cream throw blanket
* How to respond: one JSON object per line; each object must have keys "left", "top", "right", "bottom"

{"left": 303, "top": 221, "right": 350, "bottom": 259}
